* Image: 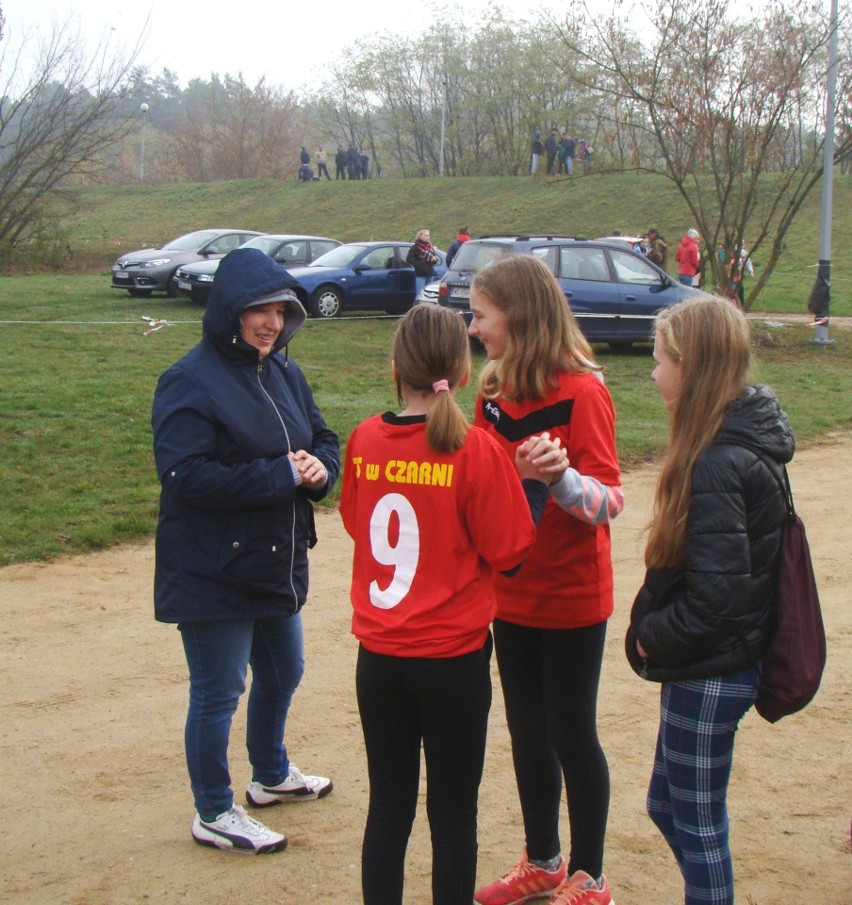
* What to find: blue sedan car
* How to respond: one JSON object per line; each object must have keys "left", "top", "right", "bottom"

{"left": 287, "top": 242, "right": 447, "bottom": 318}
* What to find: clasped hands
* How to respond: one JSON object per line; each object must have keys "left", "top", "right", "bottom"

{"left": 515, "top": 432, "right": 569, "bottom": 485}
{"left": 289, "top": 450, "right": 328, "bottom": 488}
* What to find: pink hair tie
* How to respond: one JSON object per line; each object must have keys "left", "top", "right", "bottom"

{"left": 432, "top": 379, "right": 450, "bottom": 394}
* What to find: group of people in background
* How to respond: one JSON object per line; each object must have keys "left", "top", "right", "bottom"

{"left": 639, "top": 226, "right": 754, "bottom": 307}
{"left": 297, "top": 144, "right": 370, "bottom": 181}
{"left": 533, "top": 128, "right": 592, "bottom": 177}
{"left": 336, "top": 144, "right": 370, "bottom": 180}
{"left": 664, "top": 227, "right": 755, "bottom": 306}
{"left": 152, "top": 218, "right": 788, "bottom": 905}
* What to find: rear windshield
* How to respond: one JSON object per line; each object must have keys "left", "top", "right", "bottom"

{"left": 163, "top": 230, "right": 224, "bottom": 251}
{"left": 449, "top": 243, "right": 514, "bottom": 273}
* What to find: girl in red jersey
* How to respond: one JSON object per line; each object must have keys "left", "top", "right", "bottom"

{"left": 340, "top": 305, "right": 566, "bottom": 905}
{"left": 469, "top": 255, "right": 623, "bottom": 905}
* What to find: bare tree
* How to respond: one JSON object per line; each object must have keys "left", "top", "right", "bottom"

{"left": 550, "top": 0, "right": 852, "bottom": 306}
{"left": 306, "top": 40, "right": 382, "bottom": 176}
{"left": 0, "top": 17, "right": 144, "bottom": 265}
{"left": 164, "top": 74, "right": 302, "bottom": 182}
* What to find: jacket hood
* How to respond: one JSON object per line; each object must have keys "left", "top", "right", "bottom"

{"left": 717, "top": 384, "right": 795, "bottom": 464}
{"left": 203, "top": 248, "right": 306, "bottom": 356}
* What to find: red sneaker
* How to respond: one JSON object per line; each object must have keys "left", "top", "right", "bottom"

{"left": 548, "top": 871, "right": 614, "bottom": 905}
{"left": 474, "top": 849, "right": 567, "bottom": 905}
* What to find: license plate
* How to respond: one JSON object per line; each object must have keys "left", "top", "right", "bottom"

{"left": 114, "top": 271, "right": 129, "bottom": 280}
{"left": 178, "top": 281, "right": 191, "bottom": 291}
{"left": 452, "top": 287, "right": 470, "bottom": 299}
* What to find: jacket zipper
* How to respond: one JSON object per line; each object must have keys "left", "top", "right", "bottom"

{"left": 255, "top": 359, "right": 298, "bottom": 603}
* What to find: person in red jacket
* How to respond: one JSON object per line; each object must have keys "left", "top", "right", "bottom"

{"left": 675, "top": 228, "right": 701, "bottom": 286}
{"left": 340, "top": 304, "right": 566, "bottom": 905}
{"left": 469, "top": 254, "right": 622, "bottom": 905}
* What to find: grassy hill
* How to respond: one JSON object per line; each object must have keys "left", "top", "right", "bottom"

{"left": 61, "top": 172, "right": 851, "bottom": 315}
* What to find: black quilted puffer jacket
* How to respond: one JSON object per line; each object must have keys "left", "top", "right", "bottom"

{"left": 626, "top": 385, "right": 795, "bottom": 682}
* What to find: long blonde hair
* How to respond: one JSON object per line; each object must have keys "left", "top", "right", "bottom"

{"left": 646, "top": 297, "right": 752, "bottom": 567}
{"left": 473, "top": 254, "right": 600, "bottom": 402}
{"left": 392, "top": 306, "right": 471, "bottom": 453}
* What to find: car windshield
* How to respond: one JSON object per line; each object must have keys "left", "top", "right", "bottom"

{"left": 241, "top": 236, "right": 286, "bottom": 256}
{"left": 162, "top": 230, "right": 228, "bottom": 251}
{"left": 310, "top": 244, "right": 371, "bottom": 268}
{"left": 449, "top": 243, "right": 514, "bottom": 273}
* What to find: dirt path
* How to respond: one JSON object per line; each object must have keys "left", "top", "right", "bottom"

{"left": 1, "top": 436, "right": 850, "bottom": 905}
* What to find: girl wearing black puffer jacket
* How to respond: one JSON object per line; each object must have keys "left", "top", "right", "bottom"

{"left": 626, "top": 297, "right": 795, "bottom": 905}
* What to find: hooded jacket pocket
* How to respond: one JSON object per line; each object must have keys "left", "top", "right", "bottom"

{"left": 625, "top": 567, "right": 686, "bottom": 680}
{"left": 216, "top": 509, "right": 298, "bottom": 602}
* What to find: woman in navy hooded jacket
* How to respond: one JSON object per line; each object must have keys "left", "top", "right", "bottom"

{"left": 152, "top": 247, "right": 340, "bottom": 854}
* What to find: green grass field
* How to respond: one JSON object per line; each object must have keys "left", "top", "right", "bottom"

{"left": 1, "top": 270, "right": 849, "bottom": 565}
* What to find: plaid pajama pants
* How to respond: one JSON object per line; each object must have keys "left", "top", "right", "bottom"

{"left": 647, "top": 667, "right": 758, "bottom": 905}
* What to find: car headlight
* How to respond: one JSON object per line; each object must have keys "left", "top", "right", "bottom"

{"left": 197, "top": 274, "right": 215, "bottom": 283}
{"left": 140, "top": 258, "right": 171, "bottom": 268}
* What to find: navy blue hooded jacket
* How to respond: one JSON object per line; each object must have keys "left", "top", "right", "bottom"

{"left": 152, "top": 248, "right": 340, "bottom": 623}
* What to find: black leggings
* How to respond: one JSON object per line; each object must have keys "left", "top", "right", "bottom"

{"left": 356, "top": 637, "right": 493, "bottom": 905}
{"left": 493, "top": 618, "right": 609, "bottom": 878}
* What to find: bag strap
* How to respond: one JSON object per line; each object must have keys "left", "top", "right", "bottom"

{"left": 760, "top": 457, "right": 795, "bottom": 518}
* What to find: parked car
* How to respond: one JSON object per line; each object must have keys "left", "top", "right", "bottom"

{"left": 595, "top": 235, "right": 648, "bottom": 254}
{"left": 171, "top": 234, "right": 342, "bottom": 304}
{"left": 415, "top": 280, "right": 441, "bottom": 305}
{"left": 111, "top": 228, "right": 264, "bottom": 297}
{"left": 286, "top": 242, "right": 447, "bottom": 318}
{"left": 438, "top": 234, "right": 712, "bottom": 347}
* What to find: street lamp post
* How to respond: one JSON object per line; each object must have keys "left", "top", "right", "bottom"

{"left": 438, "top": 78, "right": 447, "bottom": 177}
{"left": 808, "top": 0, "right": 838, "bottom": 345}
{"left": 139, "top": 102, "right": 149, "bottom": 182}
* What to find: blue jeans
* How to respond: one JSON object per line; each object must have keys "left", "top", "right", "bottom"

{"left": 415, "top": 275, "right": 428, "bottom": 296}
{"left": 679, "top": 274, "right": 694, "bottom": 286}
{"left": 179, "top": 614, "right": 304, "bottom": 819}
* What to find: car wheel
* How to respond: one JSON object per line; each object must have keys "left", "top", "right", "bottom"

{"left": 310, "top": 285, "right": 342, "bottom": 318}
{"left": 166, "top": 272, "right": 181, "bottom": 298}
{"left": 128, "top": 288, "right": 153, "bottom": 298}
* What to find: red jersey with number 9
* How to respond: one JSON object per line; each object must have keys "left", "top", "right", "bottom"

{"left": 340, "top": 413, "right": 537, "bottom": 657}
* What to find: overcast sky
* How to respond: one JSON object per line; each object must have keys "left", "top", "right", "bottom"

{"left": 2, "top": 0, "right": 571, "bottom": 93}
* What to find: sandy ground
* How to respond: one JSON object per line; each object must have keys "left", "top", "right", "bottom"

{"left": 1, "top": 436, "right": 850, "bottom": 905}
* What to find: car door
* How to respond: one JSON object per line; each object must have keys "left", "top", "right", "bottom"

{"left": 555, "top": 246, "right": 621, "bottom": 342}
{"left": 202, "top": 232, "right": 245, "bottom": 257}
{"left": 608, "top": 249, "right": 682, "bottom": 342}
{"left": 348, "top": 245, "right": 407, "bottom": 311}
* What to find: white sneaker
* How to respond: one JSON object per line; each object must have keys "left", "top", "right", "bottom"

{"left": 246, "top": 764, "right": 333, "bottom": 807}
{"left": 191, "top": 804, "right": 287, "bottom": 854}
